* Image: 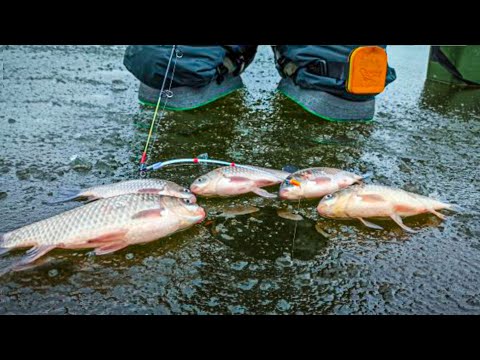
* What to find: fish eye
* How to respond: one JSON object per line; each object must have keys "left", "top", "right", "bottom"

{"left": 197, "top": 178, "right": 205, "bottom": 183}
{"left": 183, "top": 198, "right": 194, "bottom": 205}
{"left": 324, "top": 194, "right": 334, "bottom": 200}
{"left": 183, "top": 188, "right": 191, "bottom": 193}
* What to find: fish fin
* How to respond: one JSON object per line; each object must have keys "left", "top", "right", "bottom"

{"left": 132, "top": 209, "right": 164, "bottom": 220}
{"left": 282, "top": 165, "right": 299, "bottom": 173}
{"left": 87, "top": 230, "right": 129, "bottom": 244}
{"left": 445, "top": 204, "right": 480, "bottom": 216}
{"left": 94, "top": 242, "right": 128, "bottom": 256}
{"left": 17, "top": 245, "right": 57, "bottom": 266}
{"left": 47, "top": 190, "right": 99, "bottom": 205}
{"left": 251, "top": 188, "right": 277, "bottom": 198}
{"left": 390, "top": 214, "right": 419, "bottom": 233}
{"left": 447, "top": 204, "right": 469, "bottom": 213}
{"left": 46, "top": 195, "right": 82, "bottom": 205}
{"left": 314, "top": 177, "right": 332, "bottom": 185}
{"left": 46, "top": 188, "right": 90, "bottom": 204}
{"left": 430, "top": 209, "right": 446, "bottom": 220}
{"left": 1, "top": 256, "right": 54, "bottom": 276}
{"left": 357, "top": 218, "right": 384, "bottom": 230}
{"left": 228, "top": 176, "right": 252, "bottom": 183}
{"left": 12, "top": 262, "right": 46, "bottom": 273}
{"left": 137, "top": 188, "right": 164, "bottom": 194}
{"left": 358, "top": 194, "right": 387, "bottom": 203}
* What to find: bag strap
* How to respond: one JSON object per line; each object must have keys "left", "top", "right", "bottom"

{"left": 273, "top": 47, "right": 346, "bottom": 80}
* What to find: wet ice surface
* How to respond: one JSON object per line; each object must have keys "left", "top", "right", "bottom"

{"left": 1, "top": 45, "right": 480, "bottom": 314}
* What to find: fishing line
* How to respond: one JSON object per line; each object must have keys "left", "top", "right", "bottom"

{"left": 291, "top": 198, "right": 301, "bottom": 259}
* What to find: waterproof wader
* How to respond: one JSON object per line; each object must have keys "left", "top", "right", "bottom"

{"left": 124, "top": 45, "right": 397, "bottom": 121}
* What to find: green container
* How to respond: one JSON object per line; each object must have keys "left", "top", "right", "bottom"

{"left": 427, "top": 46, "right": 480, "bottom": 87}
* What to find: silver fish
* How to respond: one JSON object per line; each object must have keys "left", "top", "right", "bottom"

{"left": 0, "top": 194, "right": 205, "bottom": 271}
{"left": 53, "top": 179, "right": 195, "bottom": 203}
{"left": 190, "top": 165, "right": 290, "bottom": 198}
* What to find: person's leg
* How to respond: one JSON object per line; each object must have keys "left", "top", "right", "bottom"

{"left": 272, "top": 45, "right": 397, "bottom": 121}
{"left": 124, "top": 45, "right": 258, "bottom": 110}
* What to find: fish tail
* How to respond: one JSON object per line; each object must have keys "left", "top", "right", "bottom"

{"left": 0, "top": 258, "right": 42, "bottom": 277}
{"left": 437, "top": 201, "right": 480, "bottom": 216}
{"left": 46, "top": 189, "right": 83, "bottom": 205}
{"left": 0, "top": 266, "right": 11, "bottom": 277}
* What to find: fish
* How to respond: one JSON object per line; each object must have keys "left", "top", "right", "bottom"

{"left": 316, "top": 184, "right": 453, "bottom": 233}
{"left": 279, "top": 167, "right": 369, "bottom": 200}
{"left": 50, "top": 179, "right": 196, "bottom": 204}
{"left": 190, "top": 165, "right": 290, "bottom": 198}
{"left": 0, "top": 194, "right": 205, "bottom": 272}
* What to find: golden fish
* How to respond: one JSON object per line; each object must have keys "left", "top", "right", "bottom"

{"left": 317, "top": 184, "right": 453, "bottom": 233}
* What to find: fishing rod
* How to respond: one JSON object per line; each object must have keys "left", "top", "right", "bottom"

{"left": 138, "top": 45, "right": 182, "bottom": 177}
